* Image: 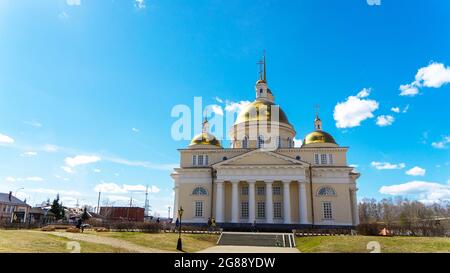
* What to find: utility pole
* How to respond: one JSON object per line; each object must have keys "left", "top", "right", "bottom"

{"left": 168, "top": 206, "right": 171, "bottom": 220}
{"left": 97, "top": 191, "right": 101, "bottom": 214}
{"left": 144, "top": 185, "right": 150, "bottom": 218}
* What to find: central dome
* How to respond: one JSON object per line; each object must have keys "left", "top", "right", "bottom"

{"left": 234, "top": 99, "right": 291, "bottom": 125}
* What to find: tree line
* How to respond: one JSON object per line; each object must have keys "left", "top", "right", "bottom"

{"left": 358, "top": 197, "right": 450, "bottom": 236}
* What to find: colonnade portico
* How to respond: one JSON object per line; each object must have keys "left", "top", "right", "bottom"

{"left": 214, "top": 179, "right": 309, "bottom": 225}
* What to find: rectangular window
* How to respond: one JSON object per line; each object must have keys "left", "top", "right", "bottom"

{"left": 320, "top": 154, "right": 327, "bottom": 165}
{"left": 195, "top": 201, "right": 203, "bottom": 217}
{"left": 256, "top": 186, "right": 265, "bottom": 196}
{"left": 257, "top": 202, "right": 265, "bottom": 218}
{"left": 192, "top": 155, "right": 197, "bottom": 165}
{"left": 241, "top": 186, "right": 249, "bottom": 196}
{"left": 328, "top": 154, "right": 333, "bottom": 165}
{"left": 241, "top": 202, "right": 249, "bottom": 218}
{"left": 198, "top": 155, "right": 203, "bottom": 165}
{"left": 205, "top": 155, "right": 209, "bottom": 165}
{"left": 314, "top": 154, "right": 320, "bottom": 165}
{"left": 273, "top": 202, "right": 282, "bottom": 218}
{"left": 323, "top": 202, "right": 333, "bottom": 220}
{"left": 273, "top": 186, "right": 281, "bottom": 195}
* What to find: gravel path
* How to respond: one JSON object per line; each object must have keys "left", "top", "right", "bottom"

{"left": 44, "top": 231, "right": 176, "bottom": 253}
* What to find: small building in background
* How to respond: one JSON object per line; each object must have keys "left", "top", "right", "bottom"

{"left": 28, "top": 207, "right": 56, "bottom": 225}
{"left": 99, "top": 207, "right": 145, "bottom": 222}
{"left": 0, "top": 192, "right": 31, "bottom": 223}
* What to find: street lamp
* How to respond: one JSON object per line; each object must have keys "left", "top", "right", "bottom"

{"left": 176, "top": 206, "right": 184, "bottom": 251}
{"left": 15, "top": 187, "right": 24, "bottom": 197}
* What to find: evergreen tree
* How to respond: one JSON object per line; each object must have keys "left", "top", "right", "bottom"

{"left": 81, "top": 207, "right": 90, "bottom": 221}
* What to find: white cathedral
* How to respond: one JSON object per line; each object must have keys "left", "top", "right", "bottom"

{"left": 171, "top": 57, "right": 360, "bottom": 230}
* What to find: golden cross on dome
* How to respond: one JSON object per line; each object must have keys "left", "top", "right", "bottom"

{"left": 256, "top": 50, "right": 266, "bottom": 81}
{"left": 314, "top": 104, "right": 320, "bottom": 118}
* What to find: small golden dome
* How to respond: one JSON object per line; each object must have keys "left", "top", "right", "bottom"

{"left": 189, "top": 132, "right": 222, "bottom": 147}
{"left": 234, "top": 100, "right": 290, "bottom": 125}
{"left": 303, "top": 130, "right": 337, "bottom": 145}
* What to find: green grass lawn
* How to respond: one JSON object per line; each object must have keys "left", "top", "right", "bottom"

{"left": 0, "top": 230, "right": 130, "bottom": 253}
{"left": 90, "top": 231, "right": 219, "bottom": 253}
{"left": 296, "top": 235, "right": 450, "bottom": 253}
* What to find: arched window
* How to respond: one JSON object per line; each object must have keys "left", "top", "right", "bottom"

{"left": 317, "top": 187, "right": 336, "bottom": 196}
{"left": 277, "top": 136, "right": 281, "bottom": 149}
{"left": 257, "top": 135, "right": 264, "bottom": 148}
{"left": 242, "top": 136, "right": 248, "bottom": 149}
{"left": 192, "top": 187, "right": 208, "bottom": 196}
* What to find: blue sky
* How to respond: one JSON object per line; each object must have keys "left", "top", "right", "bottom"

{"left": 0, "top": 0, "right": 449, "bottom": 215}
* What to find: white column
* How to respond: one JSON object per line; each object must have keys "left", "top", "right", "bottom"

{"left": 172, "top": 184, "right": 179, "bottom": 222}
{"left": 215, "top": 181, "right": 225, "bottom": 222}
{"left": 283, "top": 181, "right": 291, "bottom": 224}
{"left": 265, "top": 181, "right": 273, "bottom": 224}
{"left": 248, "top": 180, "right": 256, "bottom": 223}
{"left": 231, "top": 181, "right": 239, "bottom": 223}
{"left": 351, "top": 188, "right": 359, "bottom": 226}
{"left": 299, "top": 182, "right": 308, "bottom": 224}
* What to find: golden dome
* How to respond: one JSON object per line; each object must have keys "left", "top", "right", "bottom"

{"left": 234, "top": 100, "right": 290, "bottom": 125}
{"left": 189, "top": 132, "right": 222, "bottom": 147}
{"left": 303, "top": 130, "right": 337, "bottom": 145}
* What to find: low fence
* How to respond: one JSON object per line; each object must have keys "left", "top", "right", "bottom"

{"left": 293, "top": 228, "right": 355, "bottom": 237}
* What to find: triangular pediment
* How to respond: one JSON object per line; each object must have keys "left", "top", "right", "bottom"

{"left": 213, "top": 149, "right": 309, "bottom": 167}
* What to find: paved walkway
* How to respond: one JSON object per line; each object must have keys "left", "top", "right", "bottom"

{"left": 41, "top": 231, "right": 175, "bottom": 253}
{"left": 197, "top": 245, "right": 300, "bottom": 253}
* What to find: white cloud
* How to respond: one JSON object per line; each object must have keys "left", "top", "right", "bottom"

{"left": 132, "top": 128, "right": 140, "bottom": 133}
{"left": 391, "top": 107, "right": 400, "bottom": 113}
{"left": 399, "top": 84, "right": 419, "bottom": 96}
{"left": 21, "top": 151, "right": 37, "bottom": 157}
{"left": 94, "top": 183, "right": 126, "bottom": 194}
{"left": 103, "top": 156, "right": 177, "bottom": 171}
{"left": 214, "top": 97, "right": 223, "bottom": 103}
{"left": 379, "top": 181, "right": 450, "bottom": 204}
{"left": 43, "top": 144, "right": 58, "bottom": 153}
{"left": 333, "top": 89, "right": 379, "bottom": 128}
{"left": 25, "top": 177, "right": 44, "bottom": 182}
{"left": 28, "top": 188, "right": 81, "bottom": 196}
{"left": 293, "top": 138, "right": 303, "bottom": 147}
{"left": 93, "top": 169, "right": 101, "bottom": 173}
{"left": 135, "top": 0, "right": 145, "bottom": 9}
{"left": 431, "top": 136, "right": 450, "bottom": 149}
{"left": 4, "top": 176, "right": 44, "bottom": 182}
{"left": 58, "top": 11, "right": 69, "bottom": 20}
{"left": 211, "top": 105, "right": 224, "bottom": 116}
{"left": 349, "top": 164, "right": 359, "bottom": 168}
{"left": 402, "top": 104, "right": 410, "bottom": 113}
{"left": 66, "top": 0, "right": 81, "bottom": 6}
{"left": 399, "top": 62, "right": 450, "bottom": 96}
{"left": 356, "top": 88, "right": 371, "bottom": 98}
{"left": 5, "top": 177, "right": 16, "bottom": 182}
{"left": 371, "top": 161, "right": 406, "bottom": 170}
{"left": 94, "top": 182, "right": 160, "bottom": 194}
{"left": 61, "top": 166, "right": 75, "bottom": 174}
{"left": 0, "top": 133, "right": 15, "bottom": 144}
{"left": 415, "top": 62, "right": 450, "bottom": 88}
{"left": 405, "top": 166, "right": 426, "bottom": 176}
{"left": 224, "top": 100, "right": 251, "bottom": 114}
{"left": 376, "top": 115, "right": 395, "bottom": 127}
{"left": 24, "top": 121, "right": 43, "bottom": 128}
{"left": 65, "top": 155, "right": 101, "bottom": 167}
